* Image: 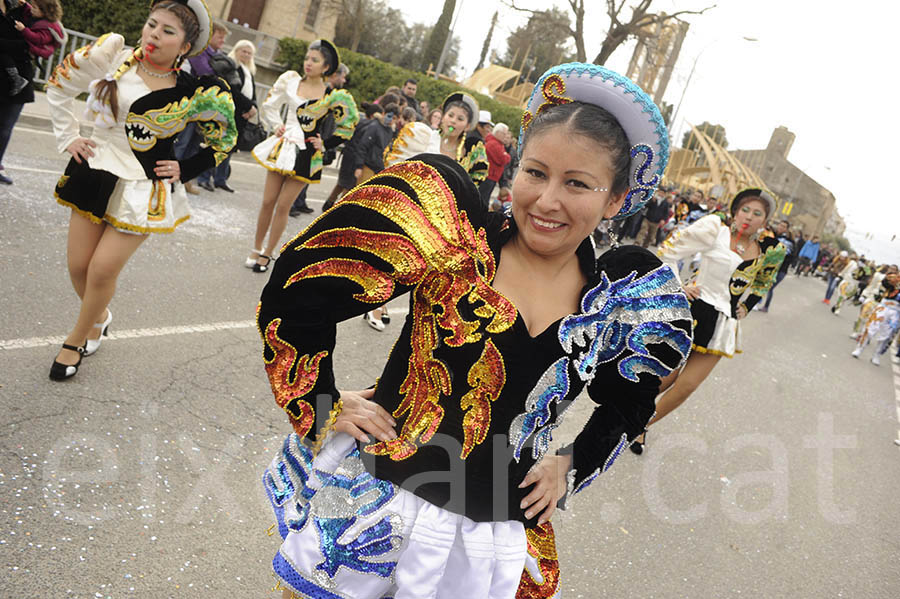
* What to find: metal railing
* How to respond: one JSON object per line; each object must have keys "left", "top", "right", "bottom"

{"left": 33, "top": 28, "right": 97, "bottom": 85}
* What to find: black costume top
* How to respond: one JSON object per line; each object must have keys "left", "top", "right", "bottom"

{"left": 257, "top": 154, "right": 692, "bottom": 525}
{"left": 457, "top": 133, "right": 488, "bottom": 183}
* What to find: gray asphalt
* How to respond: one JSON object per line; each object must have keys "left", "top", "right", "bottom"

{"left": 2, "top": 120, "right": 899, "bottom": 599}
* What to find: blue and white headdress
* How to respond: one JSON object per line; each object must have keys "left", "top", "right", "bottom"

{"left": 519, "top": 63, "right": 670, "bottom": 220}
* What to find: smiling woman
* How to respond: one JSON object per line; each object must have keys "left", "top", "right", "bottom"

{"left": 256, "top": 62, "right": 693, "bottom": 599}
{"left": 43, "top": 0, "right": 236, "bottom": 381}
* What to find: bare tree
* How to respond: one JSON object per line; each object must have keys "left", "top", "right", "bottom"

{"left": 505, "top": 0, "right": 715, "bottom": 65}
{"left": 593, "top": 0, "right": 715, "bottom": 65}
{"left": 505, "top": 0, "right": 588, "bottom": 62}
{"left": 323, "top": 0, "right": 368, "bottom": 52}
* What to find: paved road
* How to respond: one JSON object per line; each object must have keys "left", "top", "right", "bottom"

{"left": 2, "top": 121, "right": 899, "bottom": 598}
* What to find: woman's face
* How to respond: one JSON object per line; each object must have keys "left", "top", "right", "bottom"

{"left": 511, "top": 127, "right": 625, "bottom": 259}
{"left": 143, "top": 10, "right": 190, "bottom": 65}
{"left": 303, "top": 49, "right": 328, "bottom": 78}
{"left": 429, "top": 110, "right": 442, "bottom": 129}
{"left": 733, "top": 198, "right": 767, "bottom": 235}
{"left": 440, "top": 106, "right": 469, "bottom": 137}
{"left": 235, "top": 45, "right": 254, "bottom": 65}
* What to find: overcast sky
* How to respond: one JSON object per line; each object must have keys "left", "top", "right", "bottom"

{"left": 386, "top": 0, "right": 899, "bottom": 262}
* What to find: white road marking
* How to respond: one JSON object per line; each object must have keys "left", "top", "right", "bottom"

{"left": 0, "top": 320, "right": 255, "bottom": 350}
{"left": 1, "top": 308, "right": 410, "bottom": 351}
{"left": 5, "top": 165, "right": 62, "bottom": 175}
{"left": 11, "top": 125, "right": 54, "bottom": 136}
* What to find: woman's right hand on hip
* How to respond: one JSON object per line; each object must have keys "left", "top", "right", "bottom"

{"left": 683, "top": 284, "right": 701, "bottom": 300}
{"left": 335, "top": 388, "right": 398, "bottom": 444}
{"left": 66, "top": 138, "right": 97, "bottom": 164}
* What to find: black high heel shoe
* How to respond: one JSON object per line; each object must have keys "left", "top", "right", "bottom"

{"left": 49, "top": 343, "right": 85, "bottom": 381}
{"left": 252, "top": 255, "right": 272, "bottom": 273}
{"left": 629, "top": 432, "right": 647, "bottom": 455}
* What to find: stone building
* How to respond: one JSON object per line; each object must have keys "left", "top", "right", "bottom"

{"left": 731, "top": 127, "right": 839, "bottom": 237}
{"left": 207, "top": 0, "right": 338, "bottom": 41}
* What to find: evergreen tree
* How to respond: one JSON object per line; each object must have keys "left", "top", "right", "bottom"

{"left": 61, "top": 0, "right": 147, "bottom": 46}
{"left": 421, "top": 0, "right": 456, "bottom": 73}
{"left": 475, "top": 11, "right": 498, "bottom": 72}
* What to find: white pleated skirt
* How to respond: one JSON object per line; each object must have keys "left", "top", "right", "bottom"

{"left": 263, "top": 432, "right": 535, "bottom": 599}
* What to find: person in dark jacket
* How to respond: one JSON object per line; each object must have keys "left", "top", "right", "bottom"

{"left": 761, "top": 219, "right": 796, "bottom": 311}
{"left": 637, "top": 190, "right": 670, "bottom": 247}
{"left": 198, "top": 39, "right": 257, "bottom": 192}
{"left": 316, "top": 101, "right": 381, "bottom": 213}
{"left": 0, "top": 0, "right": 36, "bottom": 185}
{"left": 355, "top": 102, "right": 399, "bottom": 183}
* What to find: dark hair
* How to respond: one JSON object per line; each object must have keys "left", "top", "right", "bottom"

{"left": 94, "top": 1, "right": 199, "bottom": 122}
{"left": 379, "top": 92, "right": 400, "bottom": 106}
{"left": 151, "top": 1, "right": 201, "bottom": 50}
{"left": 444, "top": 100, "right": 473, "bottom": 126}
{"left": 405, "top": 78, "right": 417, "bottom": 86}
{"left": 31, "top": 0, "right": 62, "bottom": 21}
{"left": 360, "top": 102, "right": 384, "bottom": 118}
{"left": 382, "top": 102, "right": 400, "bottom": 117}
{"left": 400, "top": 107, "right": 417, "bottom": 122}
{"left": 521, "top": 102, "right": 631, "bottom": 195}
{"left": 308, "top": 40, "right": 337, "bottom": 75}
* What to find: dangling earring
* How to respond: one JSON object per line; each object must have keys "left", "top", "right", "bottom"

{"left": 609, "top": 229, "right": 620, "bottom": 249}
{"left": 730, "top": 221, "right": 738, "bottom": 235}
{"left": 175, "top": 55, "right": 184, "bottom": 70}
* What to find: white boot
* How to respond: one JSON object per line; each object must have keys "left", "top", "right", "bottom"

{"left": 871, "top": 354, "right": 881, "bottom": 366}
{"left": 851, "top": 347, "right": 862, "bottom": 358}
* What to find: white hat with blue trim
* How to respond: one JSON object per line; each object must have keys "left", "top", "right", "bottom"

{"left": 519, "top": 62, "right": 670, "bottom": 220}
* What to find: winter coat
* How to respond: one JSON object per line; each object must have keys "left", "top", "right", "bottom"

{"left": 0, "top": 0, "right": 34, "bottom": 103}
{"left": 484, "top": 133, "right": 510, "bottom": 182}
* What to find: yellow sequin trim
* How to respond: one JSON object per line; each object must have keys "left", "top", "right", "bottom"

{"left": 251, "top": 147, "right": 321, "bottom": 184}
{"left": 690, "top": 343, "right": 741, "bottom": 359}
{"left": 311, "top": 399, "right": 343, "bottom": 457}
{"left": 459, "top": 339, "right": 505, "bottom": 458}
{"left": 288, "top": 161, "right": 515, "bottom": 460}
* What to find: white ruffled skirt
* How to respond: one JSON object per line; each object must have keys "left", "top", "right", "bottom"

{"left": 263, "top": 432, "right": 546, "bottom": 599}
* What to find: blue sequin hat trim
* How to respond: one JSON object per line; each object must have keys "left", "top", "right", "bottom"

{"left": 519, "top": 62, "right": 670, "bottom": 220}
